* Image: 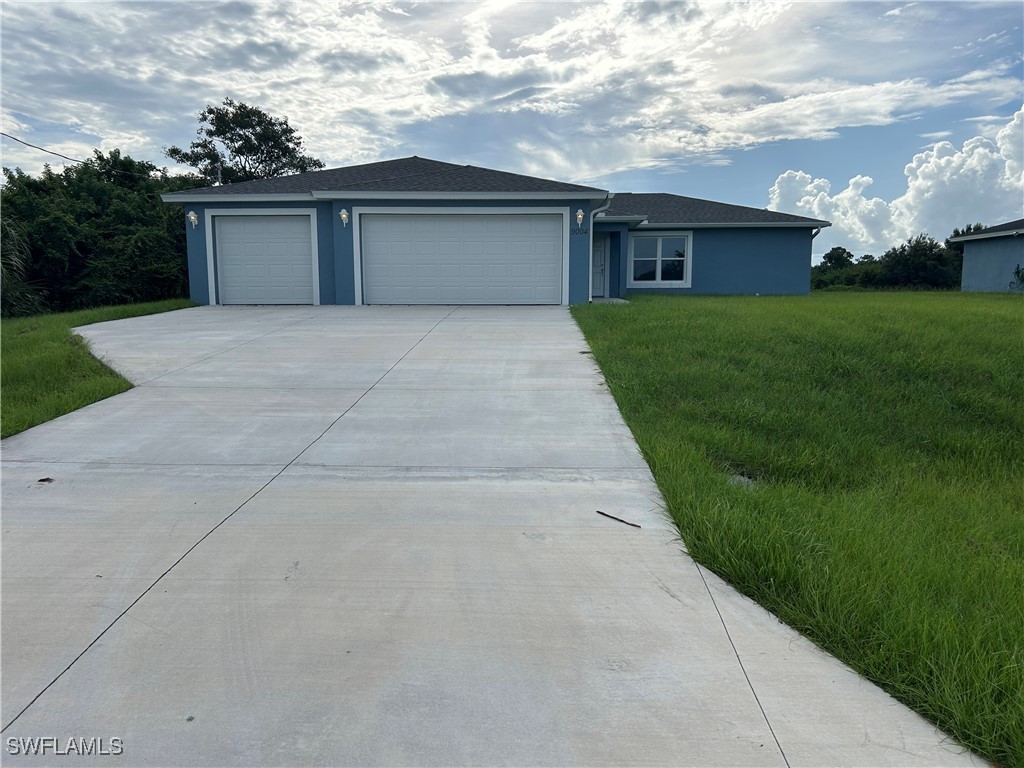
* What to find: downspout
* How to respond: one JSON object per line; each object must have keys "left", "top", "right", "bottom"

{"left": 811, "top": 227, "right": 821, "bottom": 238}
{"left": 588, "top": 194, "right": 614, "bottom": 303}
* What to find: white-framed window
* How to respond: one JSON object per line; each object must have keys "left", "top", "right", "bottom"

{"left": 627, "top": 232, "right": 692, "bottom": 288}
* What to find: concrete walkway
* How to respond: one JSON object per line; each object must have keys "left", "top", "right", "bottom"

{"left": 1, "top": 306, "right": 979, "bottom": 766}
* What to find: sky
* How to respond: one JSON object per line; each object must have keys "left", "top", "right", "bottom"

{"left": 1, "top": 0, "right": 1021, "bottom": 258}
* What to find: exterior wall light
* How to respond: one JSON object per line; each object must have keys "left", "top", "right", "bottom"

{"left": 339, "top": 209, "right": 350, "bottom": 227}
{"left": 186, "top": 210, "right": 199, "bottom": 229}
{"left": 575, "top": 209, "right": 585, "bottom": 226}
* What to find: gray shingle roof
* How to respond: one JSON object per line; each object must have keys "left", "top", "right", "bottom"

{"left": 174, "top": 156, "right": 606, "bottom": 196}
{"left": 948, "top": 218, "right": 1024, "bottom": 241}
{"left": 603, "top": 192, "right": 829, "bottom": 226}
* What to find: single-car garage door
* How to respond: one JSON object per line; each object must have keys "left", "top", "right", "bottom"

{"left": 361, "top": 213, "right": 563, "bottom": 304}
{"left": 216, "top": 215, "right": 314, "bottom": 304}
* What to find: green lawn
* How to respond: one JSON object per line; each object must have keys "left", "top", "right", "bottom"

{"left": 1, "top": 300, "right": 194, "bottom": 438}
{"left": 572, "top": 292, "right": 1023, "bottom": 767}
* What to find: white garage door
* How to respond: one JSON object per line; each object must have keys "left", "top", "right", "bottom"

{"left": 361, "top": 213, "right": 563, "bottom": 304}
{"left": 216, "top": 215, "right": 313, "bottom": 304}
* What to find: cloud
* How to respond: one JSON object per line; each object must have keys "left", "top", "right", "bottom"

{"left": 769, "top": 108, "right": 1024, "bottom": 256}
{"left": 0, "top": 0, "right": 1021, "bottom": 196}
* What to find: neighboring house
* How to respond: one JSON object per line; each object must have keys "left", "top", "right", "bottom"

{"left": 162, "top": 157, "right": 830, "bottom": 306}
{"left": 949, "top": 219, "right": 1024, "bottom": 292}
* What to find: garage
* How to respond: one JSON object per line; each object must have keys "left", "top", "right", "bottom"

{"left": 359, "top": 213, "right": 564, "bottom": 304}
{"left": 216, "top": 215, "right": 314, "bottom": 304}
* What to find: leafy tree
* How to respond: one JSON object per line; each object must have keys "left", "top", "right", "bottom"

{"left": 165, "top": 98, "right": 325, "bottom": 185}
{"left": 944, "top": 222, "right": 985, "bottom": 259}
{"left": 880, "top": 233, "right": 960, "bottom": 289}
{"left": 1, "top": 150, "right": 195, "bottom": 314}
{"left": 821, "top": 246, "right": 855, "bottom": 271}
{"left": 0, "top": 217, "right": 44, "bottom": 317}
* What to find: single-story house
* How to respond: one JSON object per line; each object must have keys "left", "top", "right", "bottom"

{"left": 162, "top": 157, "right": 830, "bottom": 306}
{"left": 949, "top": 219, "right": 1024, "bottom": 292}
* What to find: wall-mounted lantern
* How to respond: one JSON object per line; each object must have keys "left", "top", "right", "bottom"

{"left": 339, "top": 209, "right": 350, "bottom": 227}
{"left": 575, "top": 209, "right": 585, "bottom": 227}
{"left": 186, "top": 210, "right": 199, "bottom": 229}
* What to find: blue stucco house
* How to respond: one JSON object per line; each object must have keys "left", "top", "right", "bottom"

{"left": 949, "top": 219, "right": 1024, "bottom": 292}
{"left": 162, "top": 157, "right": 830, "bottom": 306}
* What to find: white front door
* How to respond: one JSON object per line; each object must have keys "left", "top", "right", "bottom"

{"left": 592, "top": 236, "right": 607, "bottom": 298}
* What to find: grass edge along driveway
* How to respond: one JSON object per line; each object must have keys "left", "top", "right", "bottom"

{"left": 572, "top": 292, "right": 1023, "bottom": 768}
{"left": 1, "top": 299, "right": 194, "bottom": 438}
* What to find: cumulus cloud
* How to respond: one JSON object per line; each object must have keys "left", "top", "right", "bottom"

{"left": 769, "top": 108, "right": 1024, "bottom": 255}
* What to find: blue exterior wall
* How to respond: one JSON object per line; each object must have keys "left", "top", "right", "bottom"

{"left": 594, "top": 223, "right": 628, "bottom": 299}
{"left": 184, "top": 198, "right": 592, "bottom": 305}
{"left": 961, "top": 236, "right": 1024, "bottom": 292}
{"left": 619, "top": 227, "right": 813, "bottom": 296}
{"left": 182, "top": 201, "right": 335, "bottom": 305}
{"left": 184, "top": 211, "right": 210, "bottom": 304}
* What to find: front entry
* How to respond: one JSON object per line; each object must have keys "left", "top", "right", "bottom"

{"left": 592, "top": 236, "right": 608, "bottom": 298}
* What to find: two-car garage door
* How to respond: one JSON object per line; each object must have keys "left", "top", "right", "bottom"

{"left": 360, "top": 214, "right": 563, "bottom": 305}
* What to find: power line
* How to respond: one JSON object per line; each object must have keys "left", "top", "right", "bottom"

{"left": 0, "top": 131, "right": 160, "bottom": 179}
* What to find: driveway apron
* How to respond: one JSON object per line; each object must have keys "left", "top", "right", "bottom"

{"left": 1, "top": 306, "right": 980, "bottom": 766}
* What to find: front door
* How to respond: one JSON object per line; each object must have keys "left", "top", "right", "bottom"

{"left": 592, "top": 237, "right": 607, "bottom": 298}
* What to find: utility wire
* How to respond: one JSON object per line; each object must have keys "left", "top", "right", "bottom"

{"left": 1, "top": 131, "right": 162, "bottom": 179}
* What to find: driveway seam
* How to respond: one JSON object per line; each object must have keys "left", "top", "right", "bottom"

{"left": 694, "top": 560, "right": 791, "bottom": 767}
{"left": 1, "top": 306, "right": 460, "bottom": 734}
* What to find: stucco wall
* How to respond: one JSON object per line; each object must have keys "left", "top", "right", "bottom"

{"left": 182, "top": 201, "right": 335, "bottom": 305}
{"left": 616, "top": 226, "right": 814, "bottom": 297}
{"left": 960, "top": 236, "right": 1024, "bottom": 292}
{"left": 185, "top": 198, "right": 592, "bottom": 305}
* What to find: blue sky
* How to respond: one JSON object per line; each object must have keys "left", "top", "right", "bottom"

{"left": 1, "top": 0, "right": 1021, "bottom": 257}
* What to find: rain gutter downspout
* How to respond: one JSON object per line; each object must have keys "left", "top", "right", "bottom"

{"left": 588, "top": 194, "right": 614, "bottom": 303}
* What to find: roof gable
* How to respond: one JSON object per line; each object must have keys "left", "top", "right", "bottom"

{"left": 602, "top": 192, "right": 829, "bottom": 227}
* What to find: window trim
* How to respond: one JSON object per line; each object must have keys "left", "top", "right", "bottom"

{"left": 627, "top": 231, "right": 692, "bottom": 288}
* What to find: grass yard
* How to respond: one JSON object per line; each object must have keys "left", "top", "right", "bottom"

{"left": 572, "top": 292, "right": 1023, "bottom": 767}
{"left": 1, "top": 300, "right": 194, "bottom": 438}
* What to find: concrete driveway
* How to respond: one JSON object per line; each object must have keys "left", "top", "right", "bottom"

{"left": 1, "top": 306, "right": 979, "bottom": 766}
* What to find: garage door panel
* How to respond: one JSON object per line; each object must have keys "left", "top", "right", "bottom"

{"left": 361, "top": 214, "right": 562, "bottom": 305}
{"left": 217, "top": 215, "right": 313, "bottom": 305}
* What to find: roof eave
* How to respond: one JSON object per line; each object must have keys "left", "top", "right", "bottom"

{"left": 949, "top": 229, "right": 1024, "bottom": 243}
{"left": 595, "top": 215, "right": 648, "bottom": 223}
{"left": 634, "top": 220, "right": 831, "bottom": 229}
{"left": 161, "top": 192, "right": 314, "bottom": 203}
{"left": 309, "top": 190, "right": 606, "bottom": 201}
{"left": 162, "top": 189, "right": 608, "bottom": 203}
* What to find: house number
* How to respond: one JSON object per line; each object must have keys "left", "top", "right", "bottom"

{"left": 571, "top": 227, "right": 589, "bottom": 235}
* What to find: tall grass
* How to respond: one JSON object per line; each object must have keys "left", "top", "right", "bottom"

{"left": 573, "top": 292, "right": 1024, "bottom": 766}
{"left": 1, "top": 300, "right": 193, "bottom": 438}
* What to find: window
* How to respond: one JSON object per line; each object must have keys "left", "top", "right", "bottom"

{"left": 628, "top": 233, "right": 692, "bottom": 287}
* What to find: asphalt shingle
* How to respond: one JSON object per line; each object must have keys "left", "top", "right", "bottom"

{"left": 603, "top": 192, "right": 829, "bottom": 226}
{"left": 175, "top": 156, "right": 606, "bottom": 195}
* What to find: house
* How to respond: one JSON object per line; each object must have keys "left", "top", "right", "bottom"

{"left": 949, "top": 219, "right": 1024, "bottom": 292}
{"left": 161, "top": 157, "right": 830, "bottom": 306}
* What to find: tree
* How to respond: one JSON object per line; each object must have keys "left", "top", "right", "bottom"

{"left": 165, "top": 98, "right": 325, "bottom": 185}
{"left": 880, "top": 233, "right": 960, "bottom": 289}
{"left": 821, "top": 246, "right": 855, "bottom": 271}
{"left": 944, "top": 222, "right": 985, "bottom": 259}
{"left": 1, "top": 150, "right": 194, "bottom": 314}
{"left": 0, "top": 217, "right": 44, "bottom": 317}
